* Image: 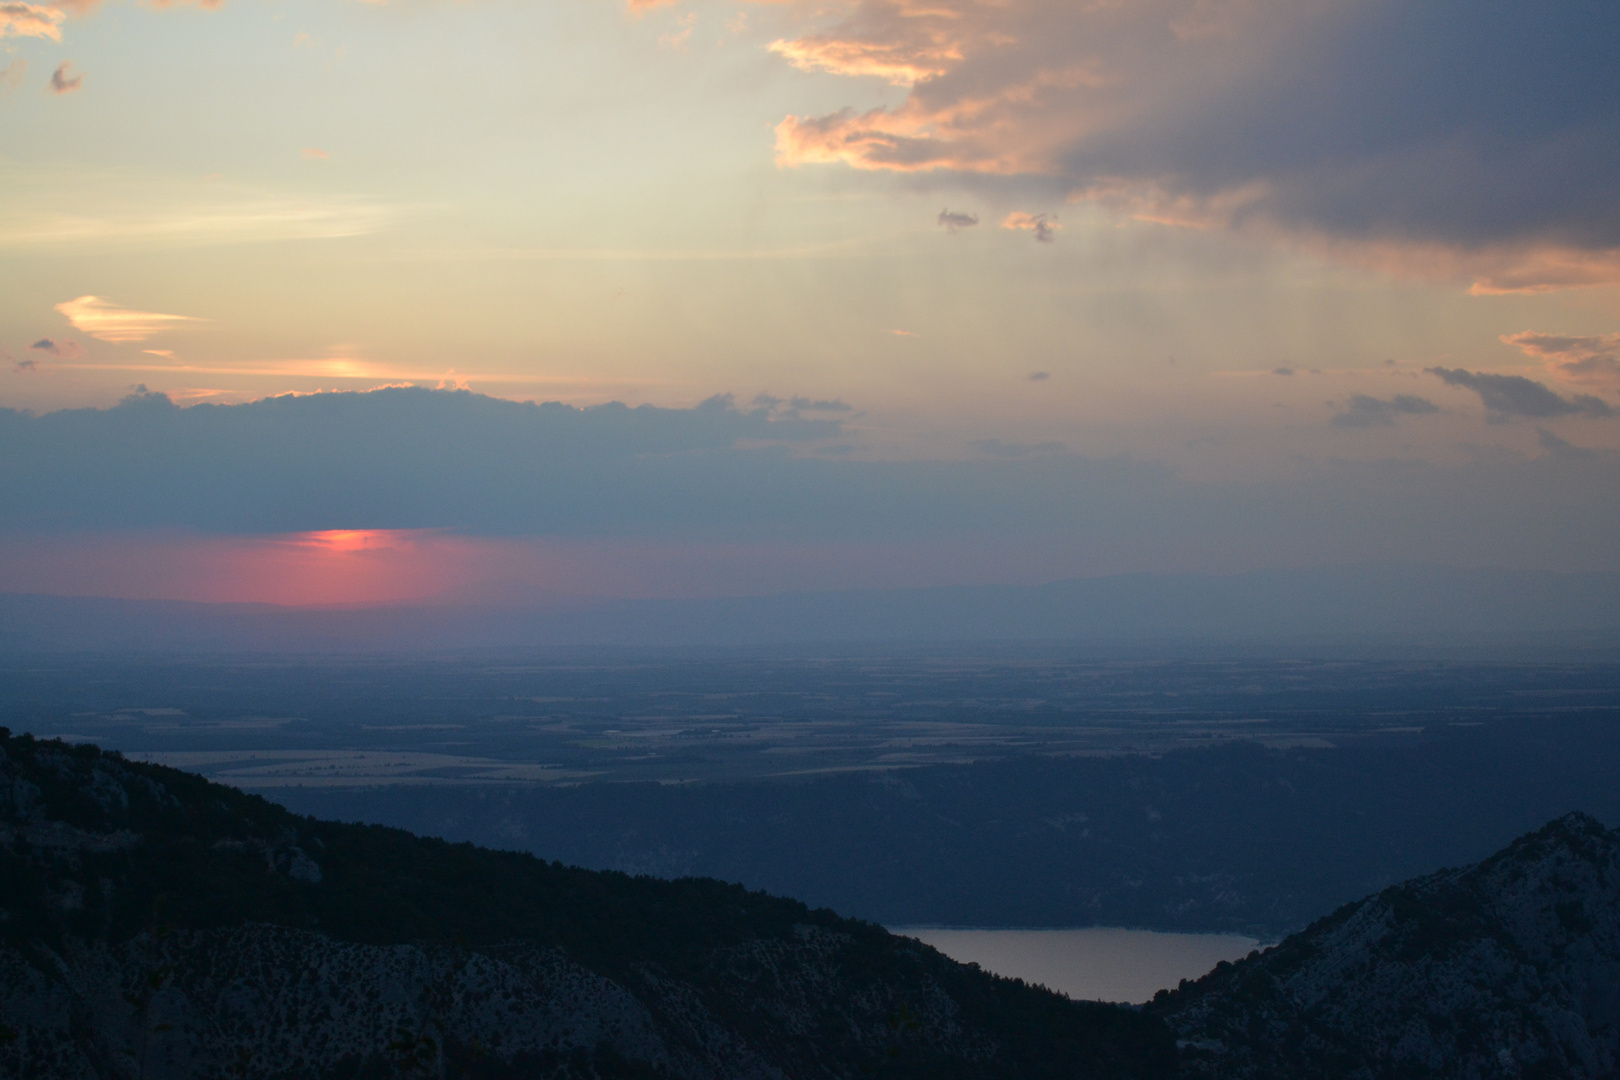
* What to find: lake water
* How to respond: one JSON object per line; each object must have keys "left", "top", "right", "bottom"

{"left": 892, "top": 927, "right": 1262, "bottom": 1004}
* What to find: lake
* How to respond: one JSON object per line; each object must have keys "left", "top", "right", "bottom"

{"left": 892, "top": 927, "right": 1263, "bottom": 1003}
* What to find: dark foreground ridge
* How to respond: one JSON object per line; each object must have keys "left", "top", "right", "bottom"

{"left": 0, "top": 730, "right": 1173, "bottom": 1080}
{"left": 7, "top": 728, "right": 1620, "bottom": 1080}
{"left": 1152, "top": 812, "right": 1620, "bottom": 1078}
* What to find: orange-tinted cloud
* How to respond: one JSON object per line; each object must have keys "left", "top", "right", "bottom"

{"left": 1503, "top": 331, "right": 1620, "bottom": 391}
{"left": 765, "top": 0, "right": 1620, "bottom": 291}
{"left": 0, "top": 2, "right": 63, "bottom": 39}
{"left": 55, "top": 295, "right": 202, "bottom": 342}
{"left": 768, "top": 31, "right": 959, "bottom": 86}
{"left": 1001, "top": 211, "right": 1058, "bottom": 242}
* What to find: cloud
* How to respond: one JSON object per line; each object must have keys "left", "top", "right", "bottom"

{"left": 13, "top": 358, "right": 36, "bottom": 372}
{"left": 768, "top": 29, "right": 959, "bottom": 86}
{"left": 1002, "top": 212, "right": 1058, "bottom": 243}
{"left": 1536, "top": 429, "right": 1599, "bottom": 461}
{"left": 1427, "top": 367, "right": 1615, "bottom": 419}
{"left": 766, "top": 0, "right": 1620, "bottom": 291}
{"left": 0, "top": 58, "right": 25, "bottom": 92}
{"left": 30, "top": 337, "right": 82, "bottom": 359}
{"left": 301, "top": 147, "right": 329, "bottom": 161}
{"left": 1027, "top": 371, "right": 1050, "bottom": 381}
{"left": 3, "top": 387, "right": 1618, "bottom": 576}
{"left": 789, "top": 396, "right": 852, "bottom": 413}
{"left": 751, "top": 393, "right": 854, "bottom": 417}
{"left": 658, "top": 10, "right": 694, "bottom": 49}
{"left": 0, "top": 2, "right": 62, "bottom": 39}
{"left": 54, "top": 295, "right": 202, "bottom": 343}
{"left": 1272, "top": 368, "right": 1294, "bottom": 376}
{"left": 1330, "top": 393, "right": 1440, "bottom": 429}
{"left": 47, "top": 59, "right": 81, "bottom": 93}
{"left": 1502, "top": 331, "right": 1620, "bottom": 390}
{"left": 937, "top": 208, "right": 978, "bottom": 232}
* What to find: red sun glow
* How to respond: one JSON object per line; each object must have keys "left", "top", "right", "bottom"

{"left": 290, "top": 529, "right": 402, "bottom": 553}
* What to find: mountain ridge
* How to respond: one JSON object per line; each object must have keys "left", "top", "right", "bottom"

{"left": 0, "top": 729, "right": 1172, "bottom": 1079}
{"left": 1152, "top": 812, "right": 1620, "bottom": 1078}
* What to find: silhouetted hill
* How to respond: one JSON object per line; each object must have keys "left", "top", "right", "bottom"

{"left": 0, "top": 730, "right": 1172, "bottom": 1079}
{"left": 1156, "top": 813, "right": 1620, "bottom": 1078}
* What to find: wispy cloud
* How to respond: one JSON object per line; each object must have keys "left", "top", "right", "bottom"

{"left": 768, "top": 32, "right": 959, "bottom": 86}
{"left": 55, "top": 295, "right": 203, "bottom": 343}
{"left": 0, "top": 2, "right": 63, "bottom": 40}
{"left": 658, "top": 10, "right": 694, "bottom": 49}
{"left": 1330, "top": 394, "right": 1440, "bottom": 429}
{"left": 0, "top": 168, "right": 396, "bottom": 247}
{"left": 1502, "top": 331, "right": 1620, "bottom": 391}
{"left": 30, "top": 337, "right": 82, "bottom": 358}
{"left": 300, "top": 147, "right": 329, "bottom": 161}
{"left": 40, "top": 356, "right": 614, "bottom": 385}
{"left": 1428, "top": 367, "right": 1615, "bottom": 420}
{"left": 47, "top": 59, "right": 81, "bottom": 93}
{"left": 0, "top": 57, "right": 25, "bottom": 91}
{"left": 936, "top": 208, "right": 977, "bottom": 232}
{"left": 1002, "top": 211, "right": 1058, "bottom": 243}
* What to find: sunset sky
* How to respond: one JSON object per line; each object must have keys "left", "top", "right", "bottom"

{"left": 3, "top": 0, "right": 1617, "bottom": 604}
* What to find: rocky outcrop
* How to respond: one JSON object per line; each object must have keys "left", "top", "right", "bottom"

{"left": 1155, "top": 812, "right": 1620, "bottom": 1079}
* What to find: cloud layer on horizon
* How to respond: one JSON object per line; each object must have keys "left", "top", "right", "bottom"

{"left": 2, "top": 388, "right": 1617, "bottom": 575}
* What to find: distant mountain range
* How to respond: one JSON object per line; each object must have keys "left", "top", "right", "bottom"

{"left": 4, "top": 563, "right": 1620, "bottom": 652}
{"left": 6, "top": 731, "right": 1620, "bottom": 1078}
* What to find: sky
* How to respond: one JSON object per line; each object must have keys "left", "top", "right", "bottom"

{"left": 1, "top": 0, "right": 1618, "bottom": 604}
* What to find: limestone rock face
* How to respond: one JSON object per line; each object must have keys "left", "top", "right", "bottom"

{"left": 1156, "top": 812, "right": 1620, "bottom": 1079}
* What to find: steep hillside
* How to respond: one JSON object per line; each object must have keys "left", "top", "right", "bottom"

{"left": 1155, "top": 812, "right": 1620, "bottom": 1079}
{"left": 0, "top": 730, "right": 1173, "bottom": 1080}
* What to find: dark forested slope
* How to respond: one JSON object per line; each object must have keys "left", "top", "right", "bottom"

{"left": 0, "top": 730, "right": 1173, "bottom": 1080}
